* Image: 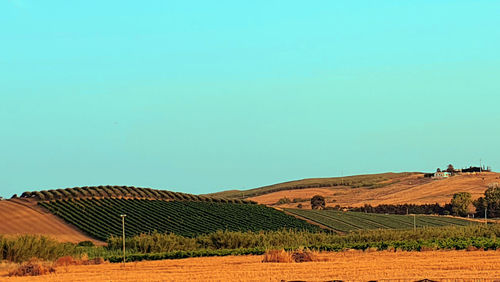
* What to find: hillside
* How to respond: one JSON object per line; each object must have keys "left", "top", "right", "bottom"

{"left": 1, "top": 186, "right": 320, "bottom": 242}
{"left": 18, "top": 185, "right": 252, "bottom": 204}
{"left": 0, "top": 198, "right": 101, "bottom": 244}
{"left": 207, "top": 172, "right": 416, "bottom": 199}
{"left": 211, "top": 172, "right": 500, "bottom": 208}
{"left": 39, "top": 198, "right": 320, "bottom": 240}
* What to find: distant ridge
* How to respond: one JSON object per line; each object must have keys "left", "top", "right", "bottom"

{"left": 207, "top": 172, "right": 417, "bottom": 199}
{"left": 19, "top": 186, "right": 254, "bottom": 204}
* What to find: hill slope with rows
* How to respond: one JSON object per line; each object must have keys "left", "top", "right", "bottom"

{"left": 207, "top": 172, "right": 415, "bottom": 199}
{"left": 39, "top": 198, "right": 321, "bottom": 240}
{"left": 19, "top": 185, "right": 252, "bottom": 204}
{"left": 284, "top": 209, "right": 477, "bottom": 232}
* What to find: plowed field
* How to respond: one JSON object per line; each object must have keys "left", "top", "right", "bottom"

{"left": 0, "top": 199, "right": 100, "bottom": 244}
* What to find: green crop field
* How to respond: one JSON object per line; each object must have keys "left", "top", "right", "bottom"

{"left": 284, "top": 209, "right": 476, "bottom": 232}
{"left": 39, "top": 199, "right": 320, "bottom": 241}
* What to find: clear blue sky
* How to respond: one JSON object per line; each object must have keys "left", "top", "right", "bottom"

{"left": 1, "top": 0, "right": 499, "bottom": 198}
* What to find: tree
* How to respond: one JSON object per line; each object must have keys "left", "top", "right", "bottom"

{"left": 297, "top": 203, "right": 303, "bottom": 209}
{"left": 484, "top": 183, "right": 500, "bottom": 218}
{"left": 447, "top": 164, "right": 455, "bottom": 173}
{"left": 310, "top": 195, "right": 325, "bottom": 210}
{"left": 451, "top": 192, "right": 472, "bottom": 217}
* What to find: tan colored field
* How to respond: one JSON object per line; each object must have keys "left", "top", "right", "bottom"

{"left": 2, "top": 250, "right": 500, "bottom": 281}
{"left": 250, "top": 172, "right": 500, "bottom": 208}
{"left": 0, "top": 199, "right": 101, "bottom": 244}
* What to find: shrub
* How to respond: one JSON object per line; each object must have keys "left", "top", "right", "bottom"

{"left": 8, "top": 259, "right": 56, "bottom": 277}
{"left": 275, "top": 197, "right": 291, "bottom": 205}
{"left": 262, "top": 250, "right": 293, "bottom": 263}
{"left": 311, "top": 195, "right": 325, "bottom": 210}
{"left": 77, "top": 241, "right": 95, "bottom": 247}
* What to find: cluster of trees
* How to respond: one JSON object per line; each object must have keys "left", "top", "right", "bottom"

{"left": 473, "top": 183, "right": 500, "bottom": 218}
{"left": 350, "top": 183, "right": 500, "bottom": 218}
{"left": 351, "top": 203, "right": 451, "bottom": 215}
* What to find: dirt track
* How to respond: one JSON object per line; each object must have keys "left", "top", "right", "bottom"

{"left": 0, "top": 199, "right": 101, "bottom": 244}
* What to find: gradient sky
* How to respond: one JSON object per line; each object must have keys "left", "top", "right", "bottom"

{"left": 1, "top": 0, "right": 500, "bottom": 198}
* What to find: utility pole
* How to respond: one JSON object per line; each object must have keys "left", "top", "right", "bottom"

{"left": 121, "top": 214, "right": 127, "bottom": 265}
{"left": 484, "top": 206, "right": 487, "bottom": 225}
{"left": 413, "top": 214, "right": 416, "bottom": 231}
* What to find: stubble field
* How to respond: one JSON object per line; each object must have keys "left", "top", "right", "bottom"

{"left": 2, "top": 250, "right": 500, "bottom": 281}
{"left": 249, "top": 172, "right": 500, "bottom": 208}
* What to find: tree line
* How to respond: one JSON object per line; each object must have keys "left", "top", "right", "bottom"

{"left": 308, "top": 182, "right": 500, "bottom": 218}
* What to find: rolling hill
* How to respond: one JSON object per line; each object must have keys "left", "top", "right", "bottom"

{"left": 0, "top": 186, "right": 320, "bottom": 242}
{"left": 207, "top": 172, "right": 415, "bottom": 199}
{"left": 208, "top": 172, "right": 500, "bottom": 208}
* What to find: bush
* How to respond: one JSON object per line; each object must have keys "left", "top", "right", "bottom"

{"left": 311, "top": 195, "right": 325, "bottom": 210}
{"left": 77, "top": 241, "right": 95, "bottom": 247}
{"left": 275, "top": 198, "right": 291, "bottom": 205}
{"left": 8, "top": 259, "right": 56, "bottom": 277}
{"left": 0, "top": 235, "right": 79, "bottom": 263}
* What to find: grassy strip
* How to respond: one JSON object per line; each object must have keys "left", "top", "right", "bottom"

{"left": 106, "top": 248, "right": 266, "bottom": 262}
{"left": 3, "top": 225, "right": 499, "bottom": 264}
{"left": 105, "top": 237, "right": 500, "bottom": 263}
{"left": 0, "top": 235, "right": 81, "bottom": 263}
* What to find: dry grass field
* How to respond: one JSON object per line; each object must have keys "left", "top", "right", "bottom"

{"left": 250, "top": 172, "right": 500, "bottom": 208}
{"left": 0, "top": 199, "right": 101, "bottom": 244}
{"left": 2, "top": 250, "right": 499, "bottom": 281}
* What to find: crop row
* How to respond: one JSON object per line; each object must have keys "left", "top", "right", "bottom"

{"left": 20, "top": 186, "right": 251, "bottom": 204}
{"left": 284, "top": 209, "right": 476, "bottom": 232}
{"left": 39, "top": 199, "right": 320, "bottom": 241}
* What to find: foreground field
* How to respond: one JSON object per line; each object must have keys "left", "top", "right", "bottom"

{"left": 249, "top": 172, "right": 500, "bottom": 207}
{"left": 284, "top": 209, "right": 476, "bottom": 232}
{"left": 3, "top": 251, "right": 500, "bottom": 281}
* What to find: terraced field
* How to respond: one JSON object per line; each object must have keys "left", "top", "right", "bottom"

{"left": 39, "top": 199, "right": 320, "bottom": 240}
{"left": 284, "top": 209, "right": 476, "bottom": 232}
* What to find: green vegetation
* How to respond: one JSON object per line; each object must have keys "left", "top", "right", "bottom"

{"left": 311, "top": 195, "right": 326, "bottom": 210}
{"left": 451, "top": 192, "right": 472, "bottom": 217}
{"left": 3, "top": 225, "right": 500, "bottom": 264}
{"left": 19, "top": 185, "right": 250, "bottom": 204}
{"left": 284, "top": 209, "right": 476, "bottom": 232}
{"left": 0, "top": 235, "right": 80, "bottom": 263}
{"left": 207, "top": 172, "right": 416, "bottom": 199}
{"left": 474, "top": 183, "right": 500, "bottom": 218}
{"left": 39, "top": 198, "right": 320, "bottom": 241}
{"left": 106, "top": 225, "right": 500, "bottom": 262}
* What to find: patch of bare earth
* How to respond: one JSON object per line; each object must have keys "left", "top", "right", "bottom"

{"left": 0, "top": 199, "right": 102, "bottom": 244}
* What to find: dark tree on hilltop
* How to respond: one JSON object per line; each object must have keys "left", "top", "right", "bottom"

{"left": 447, "top": 164, "right": 455, "bottom": 173}
{"left": 311, "top": 195, "right": 326, "bottom": 210}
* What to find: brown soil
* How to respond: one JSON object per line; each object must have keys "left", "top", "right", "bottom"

{"left": 249, "top": 172, "right": 500, "bottom": 208}
{"left": 0, "top": 198, "right": 103, "bottom": 244}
